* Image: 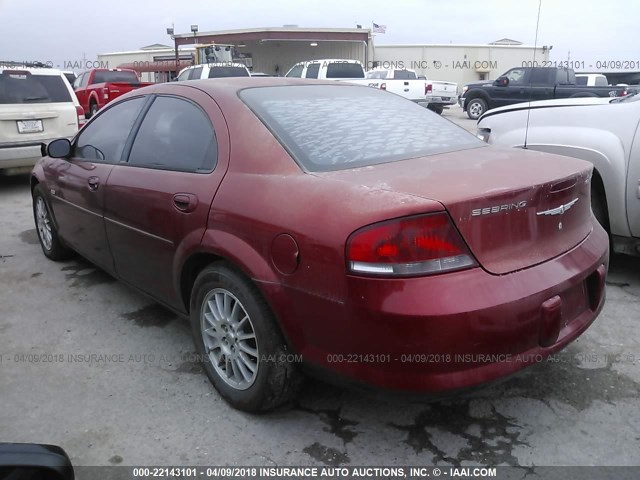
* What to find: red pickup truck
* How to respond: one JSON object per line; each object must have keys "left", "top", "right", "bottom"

{"left": 73, "top": 68, "right": 153, "bottom": 118}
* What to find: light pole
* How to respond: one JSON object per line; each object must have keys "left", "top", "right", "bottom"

{"left": 166, "top": 26, "right": 176, "bottom": 80}
{"left": 191, "top": 24, "right": 198, "bottom": 44}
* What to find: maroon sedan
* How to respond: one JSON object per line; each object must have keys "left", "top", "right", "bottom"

{"left": 31, "top": 78, "right": 608, "bottom": 412}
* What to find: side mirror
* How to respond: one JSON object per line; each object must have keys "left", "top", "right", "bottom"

{"left": 495, "top": 76, "right": 509, "bottom": 87}
{"left": 0, "top": 443, "right": 74, "bottom": 480}
{"left": 46, "top": 138, "right": 72, "bottom": 158}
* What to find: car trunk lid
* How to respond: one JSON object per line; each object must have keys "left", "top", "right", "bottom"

{"left": 317, "top": 146, "right": 593, "bottom": 275}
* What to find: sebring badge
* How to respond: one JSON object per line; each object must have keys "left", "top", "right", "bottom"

{"left": 536, "top": 198, "right": 579, "bottom": 216}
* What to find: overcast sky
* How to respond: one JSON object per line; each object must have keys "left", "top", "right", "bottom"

{"left": 1, "top": 0, "right": 637, "bottom": 69}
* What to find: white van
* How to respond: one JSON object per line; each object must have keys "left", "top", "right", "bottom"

{"left": 0, "top": 66, "right": 83, "bottom": 174}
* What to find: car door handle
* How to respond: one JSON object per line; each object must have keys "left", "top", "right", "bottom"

{"left": 88, "top": 176, "right": 100, "bottom": 191}
{"left": 172, "top": 193, "right": 198, "bottom": 213}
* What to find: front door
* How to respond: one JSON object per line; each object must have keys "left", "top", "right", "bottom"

{"left": 45, "top": 96, "right": 147, "bottom": 272}
{"left": 103, "top": 89, "right": 229, "bottom": 310}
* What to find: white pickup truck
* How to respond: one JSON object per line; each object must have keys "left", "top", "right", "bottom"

{"left": 285, "top": 60, "right": 429, "bottom": 105}
{"left": 364, "top": 68, "right": 429, "bottom": 104}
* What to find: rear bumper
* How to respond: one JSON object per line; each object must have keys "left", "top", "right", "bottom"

{"left": 267, "top": 221, "right": 609, "bottom": 393}
{"left": 0, "top": 142, "right": 44, "bottom": 169}
{"left": 427, "top": 96, "right": 457, "bottom": 106}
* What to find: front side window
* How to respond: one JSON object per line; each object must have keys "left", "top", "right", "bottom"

{"left": 127, "top": 96, "right": 216, "bottom": 173}
{"left": 505, "top": 68, "right": 526, "bottom": 85}
{"left": 285, "top": 64, "right": 303, "bottom": 78}
{"left": 241, "top": 85, "right": 483, "bottom": 172}
{"left": 74, "top": 97, "right": 145, "bottom": 162}
{"left": 177, "top": 69, "right": 190, "bottom": 81}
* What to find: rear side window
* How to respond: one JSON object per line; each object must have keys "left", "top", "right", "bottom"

{"left": 285, "top": 64, "right": 304, "bottom": 78}
{"left": 393, "top": 70, "right": 417, "bottom": 79}
{"left": 74, "top": 97, "right": 145, "bottom": 162}
{"left": 92, "top": 70, "right": 139, "bottom": 84}
{"left": 529, "top": 69, "right": 550, "bottom": 84}
{"left": 326, "top": 63, "right": 364, "bottom": 79}
{"left": 128, "top": 96, "right": 216, "bottom": 173}
{"left": 208, "top": 66, "right": 250, "bottom": 78}
{"left": 595, "top": 76, "right": 608, "bottom": 86}
{"left": 366, "top": 71, "right": 388, "bottom": 79}
{"left": 305, "top": 64, "right": 320, "bottom": 79}
{"left": 241, "top": 85, "right": 483, "bottom": 172}
{"left": 188, "top": 67, "right": 203, "bottom": 80}
{"left": 0, "top": 71, "right": 72, "bottom": 104}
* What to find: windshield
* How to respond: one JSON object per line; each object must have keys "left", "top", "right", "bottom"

{"left": 0, "top": 71, "right": 72, "bottom": 104}
{"left": 93, "top": 70, "right": 139, "bottom": 84}
{"left": 241, "top": 84, "right": 483, "bottom": 172}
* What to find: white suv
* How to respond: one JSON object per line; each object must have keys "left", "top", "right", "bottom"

{"left": 0, "top": 66, "right": 83, "bottom": 175}
{"left": 176, "top": 63, "right": 250, "bottom": 81}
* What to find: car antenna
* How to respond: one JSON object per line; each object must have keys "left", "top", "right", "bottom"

{"left": 524, "top": 0, "right": 543, "bottom": 149}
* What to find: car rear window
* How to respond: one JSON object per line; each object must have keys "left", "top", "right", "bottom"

{"left": 240, "top": 85, "right": 484, "bottom": 172}
{"left": 208, "top": 67, "right": 250, "bottom": 78}
{"left": 326, "top": 63, "right": 365, "bottom": 79}
{"left": 0, "top": 71, "right": 72, "bottom": 104}
{"left": 393, "top": 70, "right": 417, "bottom": 79}
{"left": 92, "top": 70, "right": 139, "bottom": 84}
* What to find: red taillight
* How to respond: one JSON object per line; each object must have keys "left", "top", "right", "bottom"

{"left": 426, "top": 83, "right": 433, "bottom": 95}
{"left": 346, "top": 213, "right": 477, "bottom": 276}
{"left": 75, "top": 105, "right": 86, "bottom": 127}
{"left": 380, "top": 83, "right": 387, "bottom": 91}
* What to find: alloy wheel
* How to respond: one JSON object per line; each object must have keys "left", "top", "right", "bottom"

{"left": 35, "top": 197, "right": 53, "bottom": 251}
{"left": 200, "top": 288, "right": 259, "bottom": 390}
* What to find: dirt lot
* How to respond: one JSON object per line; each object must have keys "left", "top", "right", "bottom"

{"left": 1, "top": 142, "right": 639, "bottom": 470}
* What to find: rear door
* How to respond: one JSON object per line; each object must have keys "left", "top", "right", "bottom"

{"left": 103, "top": 87, "right": 229, "bottom": 309}
{"left": 45, "top": 96, "right": 148, "bottom": 272}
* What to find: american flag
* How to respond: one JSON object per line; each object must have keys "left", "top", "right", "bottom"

{"left": 372, "top": 22, "right": 387, "bottom": 34}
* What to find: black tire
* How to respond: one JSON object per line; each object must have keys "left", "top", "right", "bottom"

{"left": 88, "top": 101, "right": 98, "bottom": 119}
{"left": 591, "top": 182, "right": 610, "bottom": 232}
{"left": 467, "top": 98, "right": 488, "bottom": 120}
{"left": 428, "top": 105, "right": 444, "bottom": 115}
{"left": 32, "top": 184, "right": 73, "bottom": 261}
{"left": 190, "top": 263, "right": 302, "bottom": 412}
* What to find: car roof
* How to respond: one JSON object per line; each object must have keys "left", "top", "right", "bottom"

{"left": 170, "top": 77, "right": 358, "bottom": 95}
{"left": 0, "top": 67, "right": 64, "bottom": 76}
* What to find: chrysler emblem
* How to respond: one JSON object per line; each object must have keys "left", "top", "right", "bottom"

{"left": 537, "top": 198, "right": 579, "bottom": 216}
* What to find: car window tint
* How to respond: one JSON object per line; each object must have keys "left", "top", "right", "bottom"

{"left": 326, "top": 63, "right": 364, "bottom": 79}
{"left": 0, "top": 71, "right": 72, "bottom": 104}
{"left": 529, "top": 69, "right": 549, "bottom": 84}
{"left": 188, "top": 67, "right": 203, "bottom": 80}
{"left": 208, "top": 66, "right": 250, "bottom": 78}
{"left": 305, "top": 64, "right": 320, "bottom": 79}
{"left": 74, "top": 97, "right": 145, "bottom": 162}
{"left": 93, "top": 70, "right": 139, "bottom": 84}
{"left": 128, "top": 96, "right": 216, "bottom": 173}
{"left": 393, "top": 70, "right": 417, "bottom": 79}
{"left": 177, "top": 69, "right": 190, "bottom": 81}
{"left": 285, "top": 64, "right": 303, "bottom": 78}
{"left": 506, "top": 68, "right": 526, "bottom": 85}
{"left": 241, "top": 85, "right": 483, "bottom": 172}
{"left": 575, "top": 76, "right": 588, "bottom": 86}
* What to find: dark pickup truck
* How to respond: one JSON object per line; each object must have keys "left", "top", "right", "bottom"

{"left": 459, "top": 67, "right": 629, "bottom": 119}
